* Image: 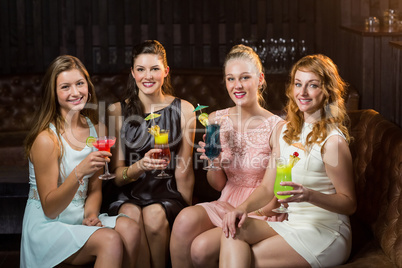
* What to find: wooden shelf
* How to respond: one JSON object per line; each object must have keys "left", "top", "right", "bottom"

{"left": 341, "top": 25, "right": 402, "bottom": 37}
{"left": 390, "top": 41, "right": 402, "bottom": 50}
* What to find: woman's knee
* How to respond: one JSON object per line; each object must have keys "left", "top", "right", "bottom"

{"left": 116, "top": 216, "right": 141, "bottom": 242}
{"left": 142, "top": 204, "right": 169, "bottom": 235}
{"left": 119, "top": 203, "right": 142, "bottom": 222}
{"left": 191, "top": 235, "right": 219, "bottom": 266}
{"left": 92, "top": 228, "right": 123, "bottom": 256}
{"left": 172, "top": 206, "right": 204, "bottom": 236}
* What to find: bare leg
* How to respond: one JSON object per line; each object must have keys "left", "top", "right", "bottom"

{"left": 114, "top": 216, "right": 141, "bottom": 267}
{"left": 191, "top": 227, "right": 221, "bottom": 268}
{"left": 120, "top": 203, "right": 151, "bottom": 268}
{"left": 251, "top": 235, "right": 309, "bottom": 268}
{"left": 63, "top": 228, "right": 123, "bottom": 267}
{"left": 220, "top": 217, "right": 309, "bottom": 268}
{"left": 170, "top": 206, "right": 215, "bottom": 268}
{"left": 142, "top": 204, "right": 170, "bottom": 268}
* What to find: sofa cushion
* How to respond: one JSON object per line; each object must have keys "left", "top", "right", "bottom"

{"left": 344, "top": 109, "right": 402, "bottom": 267}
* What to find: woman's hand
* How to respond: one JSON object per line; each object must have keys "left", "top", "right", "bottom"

{"left": 196, "top": 134, "right": 208, "bottom": 160}
{"left": 277, "top": 181, "right": 311, "bottom": 204}
{"left": 83, "top": 215, "right": 102, "bottom": 227}
{"left": 222, "top": 208, "right": 248, "bottom": 239}
{"left": 197, "top": 134, "right": 222, "bottom": 164}
{"left": 77, "top": 151, "right": 111, "bottom": 178}
{"left": 137, "top": 149, "right": 168, "bottom": 171}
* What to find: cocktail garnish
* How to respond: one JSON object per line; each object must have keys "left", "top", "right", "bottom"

{"left": 193, "top": 104, "right": 209, "bottom": 112}
{"left": 194, "top": 104, "right": 210, "bottom": 127}
{"left": 289, "top": 152, "right": 300, "bottom": 167}
{"left": 86, "top": 136, "right": 96, "bottom": 147}
{"left": 198, "top": 112, "right": 209, "bottom": 127}
{"left": 148, "top": 125, "right": 160, "bottom": 137}
{"left": 144, "top": 113, "right": 161, "bottom": 121}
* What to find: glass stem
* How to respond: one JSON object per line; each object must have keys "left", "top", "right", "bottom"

{"left": 105, "top": 161, "right": 110, "bottom": 175}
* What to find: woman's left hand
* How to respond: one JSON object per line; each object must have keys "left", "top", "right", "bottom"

{"left": 277, "top": 181, "right": 311, "bottom": 203}
{"left": 83, "top": 216, "right": 102, "bottom": 227}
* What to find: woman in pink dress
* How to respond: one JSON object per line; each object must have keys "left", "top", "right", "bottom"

{"left": 170, "top": 44, "right": 284, "bottom": 268}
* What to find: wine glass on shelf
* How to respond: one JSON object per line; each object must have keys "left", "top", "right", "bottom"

{"left": 203, "top": 123, "right": 221, "bottom": 170}
{"left": 272, "top": 157, "right": 294, "bottom": 213}
{"left": 152, "top": 129, "right": 172, "bottom": 178}
{"left": 92, "top": 136, "right": 116, "bottom": 180}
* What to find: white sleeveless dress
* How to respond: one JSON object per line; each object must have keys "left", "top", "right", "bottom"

{"left": 268, "top": 123, "right": 352, "bottom": 267}
{"left": 20, "top": 118, "right": 122, "bottom": 268}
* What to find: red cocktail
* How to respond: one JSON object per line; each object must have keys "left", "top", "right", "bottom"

{"left": 93, "top": 136, "right": 116, "bottom": 180}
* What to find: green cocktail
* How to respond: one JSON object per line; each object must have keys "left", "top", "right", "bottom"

{"left": 274, "top": 162, "right": 293, "bottom": 200}
{"left": 272, "top": 154, "right": 299, "bottom": 213}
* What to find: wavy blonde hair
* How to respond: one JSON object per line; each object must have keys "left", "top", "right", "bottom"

{"left": 283, "top": 54, "right": 350, "bottom": 150}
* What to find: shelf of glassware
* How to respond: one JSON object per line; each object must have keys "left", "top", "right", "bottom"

{"left": 339, "top": 25, "right": 402, "bottom": 126}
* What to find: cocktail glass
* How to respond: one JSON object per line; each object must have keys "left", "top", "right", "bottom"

{"left": 272, "top": 157, "right": 294, "bottom": 213}
{"left": 92, "top": 136, "right": 116, "bottom": 180}
{"left": 203, "top": 123, "right": 221, "bottom": 170}
{"left": 152, "top": 129, "right": 172, "bottom": 178}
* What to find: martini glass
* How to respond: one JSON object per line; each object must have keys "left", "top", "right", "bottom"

{"left": 272, "top": 157, "right": 293, "bottom": 213}
{"left": 92, "top": 136, "right": 116, "bottom": 180}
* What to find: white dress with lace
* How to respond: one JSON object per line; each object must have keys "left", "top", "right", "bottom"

{"left": 20, "top": 118, "right": 121, "bottom": 268}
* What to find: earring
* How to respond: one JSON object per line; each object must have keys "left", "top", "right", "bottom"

{"left": 87, "top": 93, "right": 92, "bottom": 102}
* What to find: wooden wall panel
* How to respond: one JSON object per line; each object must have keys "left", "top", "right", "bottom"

{"left": 0, "top": 0, "right": 400, "bottom": 75}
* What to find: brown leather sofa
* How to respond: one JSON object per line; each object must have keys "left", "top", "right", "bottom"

{"left": 6, "top": 70, "right": 401, "bottom": 268}
{"left": 337, "top": 109, "right": 402, "bottom": 267}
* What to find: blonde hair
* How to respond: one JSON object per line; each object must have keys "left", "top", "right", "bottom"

{"left": 283, "top": 54, "right": 350, "bottom": 150}
{"left": 224, "top": 44, "right": 267, "bottom": 107}
{"left": 24, "top": 55, "right": 98, "bottom": 159}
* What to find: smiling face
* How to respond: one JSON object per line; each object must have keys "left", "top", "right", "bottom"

{"left": 131, "top": 53, "right": 169, "bottom": 96}
{"left": 224, "top": 59, "right": 263, "bottom": 107}
{"left": 293, "top": 69, "right": 325, "bottom": 122}
{"left": 56, "top": 68, "right": 89, "bottom": 117}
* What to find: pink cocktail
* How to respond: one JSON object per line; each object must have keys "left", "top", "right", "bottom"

{"left": 93, "top": 136, "right": 116, "bottom": 180}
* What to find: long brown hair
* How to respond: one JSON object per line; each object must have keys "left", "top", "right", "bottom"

{"left": 223, "top": 44, "right": 267, "bottom": 107}
{"left": 124, "top": 40, "right": 173, "bottom": 124}
{"left": 283, "top": 54, "right": 350, "bottom": 150}
{"left": 24, "top": 55, "right": 98, "bottom": 159}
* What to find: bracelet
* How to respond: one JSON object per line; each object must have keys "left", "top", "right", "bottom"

{"left": 74, "top": 166, "right": 84, "bottom": 185}
{"left": 123, "top": 167, "right": 136, "bottom": 181}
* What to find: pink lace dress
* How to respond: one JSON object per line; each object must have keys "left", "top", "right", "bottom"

{"left": 197, "top": 108, "right": 283, "bottom": 227}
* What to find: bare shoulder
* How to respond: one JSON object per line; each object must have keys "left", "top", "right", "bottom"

{"left": 31, "top": 130, "right": 59, "bottom": 160}
{"left": 180, "top": 99, "right": 195, "bottom": 116}
{"left": 323, "top": 135, "right": 350, "bottom": 155}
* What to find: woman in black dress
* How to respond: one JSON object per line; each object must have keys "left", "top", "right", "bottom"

{"left": 103, "top": 40, "right": 196, "bottom": 268}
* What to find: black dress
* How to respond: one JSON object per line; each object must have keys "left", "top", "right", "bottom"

{"left": 102, "top": 98, "right": 188, "bottom": 228}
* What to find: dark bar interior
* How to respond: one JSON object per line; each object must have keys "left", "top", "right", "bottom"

{"left": 1, "top": 1, "right": 401, "bottom": 267}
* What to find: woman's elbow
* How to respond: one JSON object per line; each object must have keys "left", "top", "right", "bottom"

{"left": 42, "top": 208, "right": 59, "bottom": 219}
{"left": 344, "top": 197, "right": 357, "bottom": 215}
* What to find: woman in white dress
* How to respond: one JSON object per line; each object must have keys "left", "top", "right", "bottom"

{"left": 20, "top": 55, "right": 141, "bottom": 268}
{"left": 220, "top": 54, "right": 357, "bottom": 267}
